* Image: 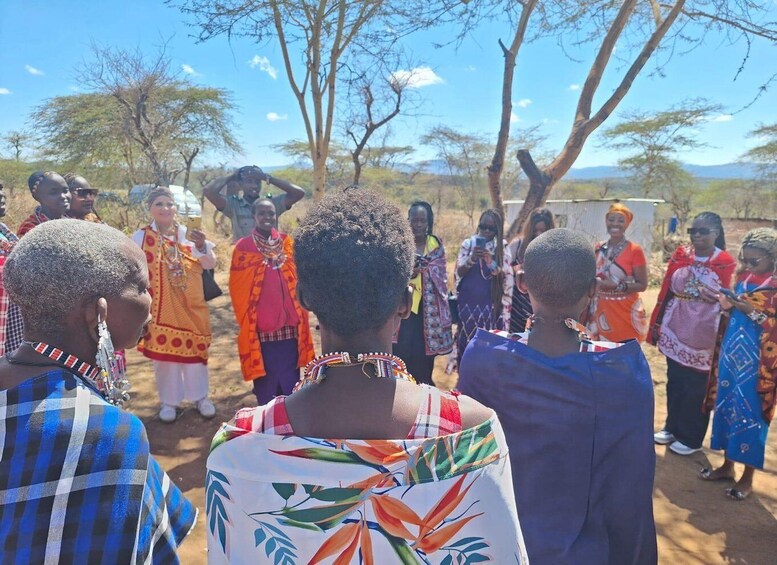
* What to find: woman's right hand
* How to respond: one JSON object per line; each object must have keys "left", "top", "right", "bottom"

{"left": 469, "top": 246, "right": 485, "bottom": 263}
{"left": 597, "top": 278, "right": 619, "bottom": 291}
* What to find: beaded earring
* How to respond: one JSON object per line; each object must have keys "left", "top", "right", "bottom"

{"left": 96, "top": 316, "right": 130, "bottom": 406}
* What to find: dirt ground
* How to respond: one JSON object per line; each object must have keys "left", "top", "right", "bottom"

{"left": 128, "top": 284, "right": 777, "bottom": 564}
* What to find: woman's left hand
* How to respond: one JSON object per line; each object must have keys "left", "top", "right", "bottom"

{"left": 188, "top": 229, "right": 207, "bottom": 251}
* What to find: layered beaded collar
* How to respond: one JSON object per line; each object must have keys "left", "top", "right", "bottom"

{"left": 19, "top": 341, "right": 129, "bottom": 406}
{"left": 293, "top": 351, "right": 415, "bottom": 392}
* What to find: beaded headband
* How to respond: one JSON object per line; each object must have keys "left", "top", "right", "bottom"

{"left": 29, "top": 171, "right": 56, "bottom": 194}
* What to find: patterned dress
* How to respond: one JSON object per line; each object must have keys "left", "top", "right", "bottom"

{"left": 454, "top": 236, "right": 513, "bottom": 364}
{"left": 708, "top": 276, "right": 777, "bottom": 469}
{"left": 587, "top": 240, "right": 648, "bottom": 342}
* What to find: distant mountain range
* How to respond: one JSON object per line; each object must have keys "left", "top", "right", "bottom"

{"left": 563, "top": 162, "right": 761, "bottom": 180}
{"left": 266, "top": 160, "right": 762, "bottom": 180}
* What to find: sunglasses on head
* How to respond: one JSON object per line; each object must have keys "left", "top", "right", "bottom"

{"left": 687, "top": 227, "right": 713, "bottom": 236}
{"left": 739, "top": 256, "right": 764, "bottom": 268}
{"left": 74, "top": 188, "right": 98, "bottom": 197}
{"left": 478, "top": 223, "right": 496, "bottom": 232}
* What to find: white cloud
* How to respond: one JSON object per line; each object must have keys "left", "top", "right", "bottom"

{"left": 25, "top": 65, "right": 44, "bottom": 76}
{"left": 248, "top": 55, "right": 278, "bottom": 79}
{"left": 542, "top": 118, "right": 559, "bottom": 125}
{"left": 181, "top": 64, "right": 200, "bottom": 76}
{"left": 569, "top": 83, "right": 580, "bottom": 91}
{"left": 390, "top": 66, "right": 444, "bottom": 89}
{"left": 465, "top": 65, "right": 476, "bottom": 72}
{"left": 0, "top": 88, "right": 11, "bottom": 95}
{"left": 709, "top": 114, "right": 733, "bottom": 123}
{"left": 266, "top": 112, "right": 288, "bottom": 122}
{"left": 516, "top": 98, "right": 532, "bottom": 108}
{"left": 510, "top": 112, "right": 520, "bottom": 123}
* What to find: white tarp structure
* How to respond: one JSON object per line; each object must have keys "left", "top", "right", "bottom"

{"left": 505, "top": 198, "right": 665, "bottom": 252}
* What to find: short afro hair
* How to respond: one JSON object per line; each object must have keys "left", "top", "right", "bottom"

{"left": 5, "top": 220, "right": 142, "bottom": 335}
{"left": 523, "top": 228, "right": 595, "bottom": 308}
{"left": 294, "top": 189, "right": 413, "bottom": 336}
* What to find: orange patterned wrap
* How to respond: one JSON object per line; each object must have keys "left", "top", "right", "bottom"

{"left": 229, "top": 233, "right": 314, "bottom": 381}
{"left": 137, "top": 226, "right": 212, "bottom": 364}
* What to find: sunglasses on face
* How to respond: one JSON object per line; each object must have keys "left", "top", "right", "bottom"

{"left": 74, "top": 188, "right": 98, "bottom": 197}
{"left": 687, "top": 227, "right": 713, "bottom": 236}
{"left": 478, "top": 224, "right": 497, "bottom": 232}
{"left": 739, "top": 256, "right": 764, "bottom": 268}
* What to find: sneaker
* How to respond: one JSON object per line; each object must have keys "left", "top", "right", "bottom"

{"left": 159, "top": 404, "right": 177, "bottom": 423}
{"left": 653, "top": 430, "right": 675, "bottom": 445}
{"left": 197, "top": 398, "right": 216, "bottom": 419}
{"left": 669, "top": 440, "right": 702, "bottom": 456}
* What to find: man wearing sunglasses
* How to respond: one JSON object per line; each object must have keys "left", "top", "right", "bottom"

{"left": 65, "top": 174, "right": 101, "bottom": 222}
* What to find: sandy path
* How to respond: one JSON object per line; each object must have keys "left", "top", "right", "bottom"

{"left": 127, "top": 286, "right": 777, "bottom": 564}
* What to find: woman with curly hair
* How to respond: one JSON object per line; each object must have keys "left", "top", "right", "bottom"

{"left": 701, "top": 227, "right": 777, "bottom": 501}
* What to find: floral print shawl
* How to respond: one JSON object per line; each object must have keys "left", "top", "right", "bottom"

{"left": 206, "top": 411, "right": 528, "bottom": 564}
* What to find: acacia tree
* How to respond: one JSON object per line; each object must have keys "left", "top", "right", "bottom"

{"left": 743, "top": 123, "right": 777, "bottom": 180}
{"left": 421, "top": 126, "right": 491, "bottom": 225}
{"left": 601, "top": 100, "right": 720, "bottom": 227}
{"left": 340, "top": 52, "right": 421, "bottom": 185}
{"left": 474, "top": 0, "right": 777, "bottom": 235}
{"left": 174, "top": 0, "right": 469, "bottom": 199}
{"left": 2, "top": 130, "right": 32, "bottom": 161}
{"left": 33, "top": 45, "right": 241, "bottom": 186}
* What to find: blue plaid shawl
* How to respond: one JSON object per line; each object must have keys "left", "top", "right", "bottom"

{"left": 0, "top": 370, "right": 196, "bottom": 564}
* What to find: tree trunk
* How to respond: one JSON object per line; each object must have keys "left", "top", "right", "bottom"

{"left": 486, "top": 3, "right": 536, "bottom": 218}
{"left": 507, "top": 150, "right": 552, "bottom": 237}
{"left": 312, "top": 154, "right": 327, "bottom": 200}
{"left": 352, "top": 154, "right": 362, "bottom": 186}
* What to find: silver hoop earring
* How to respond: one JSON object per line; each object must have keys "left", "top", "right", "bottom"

{"left": 96, "top": 316, "right": 130, "bottom": 406}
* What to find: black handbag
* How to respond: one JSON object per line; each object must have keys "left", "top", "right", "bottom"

{"left": 202, "top": 269, "right": 223, "bottom": 301}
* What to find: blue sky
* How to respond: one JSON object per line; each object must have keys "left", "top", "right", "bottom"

{"left": 1, "top": 1, "right": 776, "bottom": 170}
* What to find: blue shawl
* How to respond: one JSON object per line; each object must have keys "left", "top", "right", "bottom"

{"left": 458, "top": 329, "right": 657, "bottom": 565}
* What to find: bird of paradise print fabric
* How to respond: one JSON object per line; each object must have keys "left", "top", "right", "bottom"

{"left": 206, "top": 414, "right": 528, "bottom": 564}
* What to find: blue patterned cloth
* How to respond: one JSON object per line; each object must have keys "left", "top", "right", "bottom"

{"left": 711, "top": 280, "right": 770, "bottom": 468}
{"left": 0, "top": 370, "right": 196, "bottom": 563}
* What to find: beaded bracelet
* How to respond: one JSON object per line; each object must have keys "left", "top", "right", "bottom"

{"left": 748, "top": 310, "right": 768, "bottom": 324}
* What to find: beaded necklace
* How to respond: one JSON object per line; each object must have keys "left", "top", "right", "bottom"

{"left": 159, "top": 223, "right": 187, "bottom": 289}
{"left": 252, "top": 229, "right": 287, "bottom": 269}
{"left": 20, "top": 341, "right": 130, "bottom": 406}
{"left": 526, "top": 316, "right": 594, "bottom": 343}
{"left": 293, "top": 351, "right": 416, "bottom": 392}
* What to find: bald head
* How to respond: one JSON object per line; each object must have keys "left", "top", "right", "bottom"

{"left": 523, "top": 229, "right": 596, "bottom": 309}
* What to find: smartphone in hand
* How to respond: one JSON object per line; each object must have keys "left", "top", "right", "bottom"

{"left": 184, "top": 216, "right": 202, "bottom": 231}
{"left": 475, "top": 236, "right": 487, "bottom": 249}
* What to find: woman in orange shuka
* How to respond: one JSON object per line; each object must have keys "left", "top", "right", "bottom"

{"left": 229, "top": 198, "right": 314, "bottom": 404}
{"left": 587, "top": 203, "right": 649, "bottom": 342}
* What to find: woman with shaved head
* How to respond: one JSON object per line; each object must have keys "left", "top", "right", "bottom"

{"left": 0, "top": 220, "right": 195, "bottom": 563}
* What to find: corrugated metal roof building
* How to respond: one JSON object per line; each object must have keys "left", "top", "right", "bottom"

{"left": 505, "top": 198, "right": 666, "bottom": 252}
